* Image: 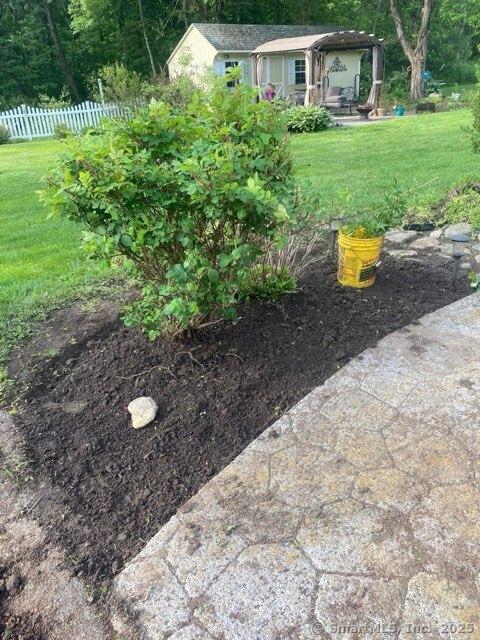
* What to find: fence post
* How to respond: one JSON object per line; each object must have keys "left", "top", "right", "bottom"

{"left": 21, "top": 104, "right": 33, "bottom": 140}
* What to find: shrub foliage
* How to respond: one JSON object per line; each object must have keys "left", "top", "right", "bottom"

{"left": 441, "top": 187, "right": 480, "bottom": 230}
{"left": 466, "top": 89, "right": 480, "bottom": 154}
{"left": 284, "top": 105, "right": 332, "bottom": 133}
{"left": 0, "top": 123, "right": 10, "bottom": 144}
{"left": 53, "top": 122, "right": 73, "bottom": 139}
{"left": 41, "top": 73, "right": 295, "bottom": 338}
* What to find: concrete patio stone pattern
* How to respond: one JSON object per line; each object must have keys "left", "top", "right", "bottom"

{"left": 111, "top": 295, "right": 480, "bottom": 640}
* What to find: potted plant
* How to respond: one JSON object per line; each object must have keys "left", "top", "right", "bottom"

{"left": 337, "top": 185, "right": 408, "bottom": 288}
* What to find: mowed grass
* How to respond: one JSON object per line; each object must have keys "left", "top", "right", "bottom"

{"left": 0, "top": 109, "right": 477, "bottom": 371}
{"left": 0, "top": 139, "right": 112, "bottom": 368}
{"left": 442, "top": 82, "right": 478, "bottom": 97}
{"left": 293, "top": 109, "right": 477, "bottom": 211}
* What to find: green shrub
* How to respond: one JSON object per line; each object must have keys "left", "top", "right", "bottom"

{"left": 465, "top": 90, "right": 480, "bottom": 153}
{"left": 149, "top": 74, "right": 198, "bottom": 110}
{"left": 0, "top": 124, "right": 10, "bottom": 144}
{"left": 342, "top": 181, "right": 410, "bottom": 238}
{"left": 38, "top": 88, "right": 71, "bottom": 110}
{"left": 53, "top": 122, "right": 72, "bottom": 139}
{"left": 40, "top": 71, "right": 295, "bottom": 338}
{"left": 441, "top": 189, "right": 480, "bottom": 230}
{"left": 284, "top": 105, "right": 332, "bottom": 133}
{"left": 92, "top": 63, "right": 198, "bottom": 110}
{"left": 385, "top": 70, "right": 409, "bottom": 103}
{"left": 238, "top": 265, "right": 296, "bottom": 302}
{"left": 92, "top": 62, "right": 147, "bottom": 107}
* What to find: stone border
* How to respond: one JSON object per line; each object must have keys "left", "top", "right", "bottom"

{"left": 385, "top": 223, "right": 480, "bottom": 269}
{"left": 111, "top": 294, "right": 480, "bottom": 640}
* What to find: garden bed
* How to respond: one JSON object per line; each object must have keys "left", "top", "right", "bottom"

{"left": 12, "top": 251, "right": 470, "bottom": 589}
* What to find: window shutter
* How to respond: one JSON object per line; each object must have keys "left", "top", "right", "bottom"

{"left": 287, "top": 59, "right": 295, "bottom": 85}
{"left": 239, "top": 59, "right": 249, "bottom": 82}
{"left": 213, "top": 59, "right": 224, "bottom": 75}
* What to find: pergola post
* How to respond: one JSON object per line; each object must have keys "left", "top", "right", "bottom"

{"left": 367, "top": 43, "right": 384, "bottom": 114}
{"left": 251, "top": 54, "right": 260, "bottom": 95}
{"left": 318, "top": 50, "right": 327, "bottom": 103}
{"left": 304, "top": 48, "right": 316, "bottom": 106}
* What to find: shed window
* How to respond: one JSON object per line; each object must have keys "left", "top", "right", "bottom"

{"left": 225, "top": 60, "right": 239, "bottom": 87}
{"left": 295, "top": 59, "right": 306, "bottom": 85}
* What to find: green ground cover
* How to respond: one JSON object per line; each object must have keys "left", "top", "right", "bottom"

{"left": 0, "top": 109, "right": 477, "bottom": 373}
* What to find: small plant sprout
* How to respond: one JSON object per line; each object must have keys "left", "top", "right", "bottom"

{"left": 468, "top": 270, "right": 479, "bottom": 290}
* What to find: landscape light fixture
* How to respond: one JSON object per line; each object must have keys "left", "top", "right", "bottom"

{"left": 329, "top": 216, "right": 346, "bottom": 255}
{"left": 450, "top": 233, "right": 470, "bottom": 289}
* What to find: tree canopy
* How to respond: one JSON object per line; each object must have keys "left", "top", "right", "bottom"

{"left": 0, "top": 0, "right": 478, "bottom": 108}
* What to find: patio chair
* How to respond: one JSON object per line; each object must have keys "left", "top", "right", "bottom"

{"left": 324, "top": 86, "right": 358, "bottom": 115}
{"left": 287, "top": 91, "right": 306, "bottom": 106}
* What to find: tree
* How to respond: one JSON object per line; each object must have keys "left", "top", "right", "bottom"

{"left": 42, "top": 0, "right": 81, "bottom": 100}
{"left": 137, "top": 0, "right": 156, "bottom": 75}
{"left": 389, "top": 0, "right": 437, "bottom": 100}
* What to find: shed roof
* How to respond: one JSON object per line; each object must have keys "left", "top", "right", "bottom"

{"left": 192, "top": 23, "right": 342, "bottom": 52}
{"left": 252, "top": 30, "right": 383, "bottom": 54}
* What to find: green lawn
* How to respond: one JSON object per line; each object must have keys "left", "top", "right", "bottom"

{"left": 0, "top": 139, "right": 112, "bottom": 369}
{"left": 442, "top": 82, "right": 478, "bottom": 97}
{"left": 293, "top": 109, "right": 477, "bottom": 211}
{"left": 0, "top": 109, "right": 477, "bottom": 373}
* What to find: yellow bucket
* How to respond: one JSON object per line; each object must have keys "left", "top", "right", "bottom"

{"left": 337, "top": 229, "right": 383, "bottom": 288}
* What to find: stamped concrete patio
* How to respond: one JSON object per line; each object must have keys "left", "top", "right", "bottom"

{"left": 112, "top": 295, "right": 480, "bottom": 640}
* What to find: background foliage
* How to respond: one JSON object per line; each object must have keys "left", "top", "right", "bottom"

{"left": 0, "top": 0, "right": 479, "bottom": 109}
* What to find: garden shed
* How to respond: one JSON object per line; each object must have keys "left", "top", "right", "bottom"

{"left": 167, "top": 23, "right": 382, "bottom": 106}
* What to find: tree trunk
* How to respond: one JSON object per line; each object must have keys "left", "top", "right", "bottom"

{"left": 389, "top": 0, "right": 437, "bottom": 101}
{"left": 215, "top": 0, "right": 222, "bottom": 21}
{"left": 43, "top": 0, "right": 81, "bottom": 102}
{"left": 181, "top": 0, "right": 189, "bottom": 29}
{"left": 410, "top": 55, "right": 425, "bottom": 101}
{"left": 137, "top": 0, "right": 157, "bottom": 76}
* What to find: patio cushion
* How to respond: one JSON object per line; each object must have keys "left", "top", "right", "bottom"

{"left": 326, "top": 85, "right": 342, "bottom": 97}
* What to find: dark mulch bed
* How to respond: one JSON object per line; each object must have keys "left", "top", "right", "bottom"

{"left": 0, "top": 566, "right": 45, "bottom": 640}
{"left": 13, "top": 254, "right": 469, "bottom": 588}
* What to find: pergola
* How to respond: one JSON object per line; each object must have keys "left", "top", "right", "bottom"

{"left": 251, "top": 30, "right": 384, "bottom": 112}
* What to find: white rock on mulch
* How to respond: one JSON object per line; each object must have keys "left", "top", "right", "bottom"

{"left": 385, "top": 230, "right": 418, "bottom": 244}
{"left": 409, "top": 236, "right": 440, "bottom": 250}
{"left": 127, "top": 396, "right": 158, "bottom": 429}
{"left": 430, "top": 229, "right": 443, "bottom": 239}
{"left": 444, "top": 222, "right": 472, "bottom": 239}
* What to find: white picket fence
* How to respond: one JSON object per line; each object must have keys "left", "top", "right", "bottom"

{"left": 0, "top": 101, "right": 128, "bottom": 140}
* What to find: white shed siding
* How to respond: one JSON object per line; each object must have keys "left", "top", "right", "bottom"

{"left": 168, "top": 26, "right": 218, "bottom": 81}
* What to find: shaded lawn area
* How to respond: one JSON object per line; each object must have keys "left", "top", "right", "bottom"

{"left": 0, "top": 139, "right": 113, "bottom": 369}
{"left": 442, "top": 82, "right": 477, "bottom": 96}
{"left": 293, "top": 109, "right": 477, "bottom": 211}
{"left": 0, "top": 110, "right": 477, "bottom": 373}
